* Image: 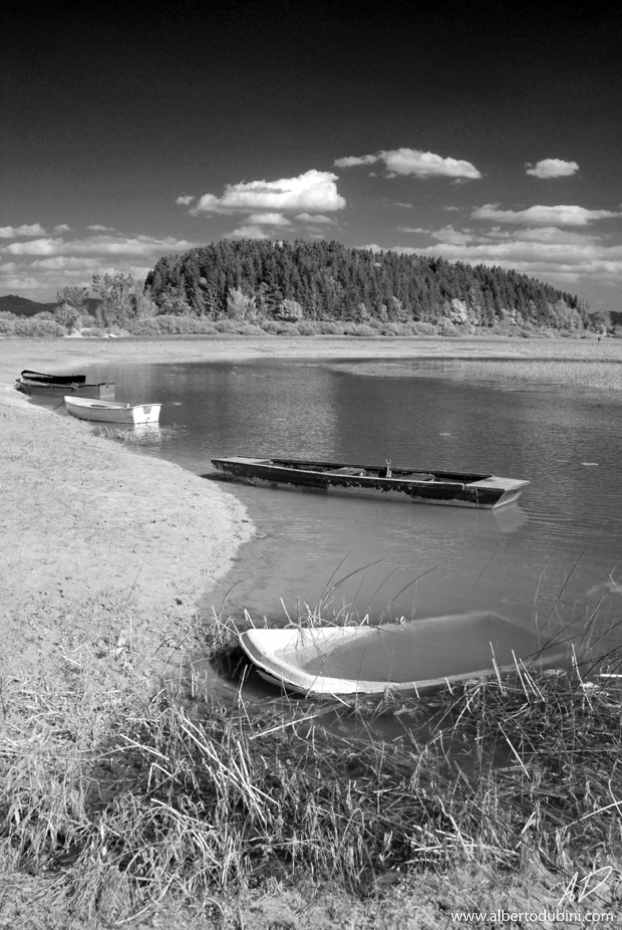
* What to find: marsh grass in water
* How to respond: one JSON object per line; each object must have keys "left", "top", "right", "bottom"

{"left": 3, "top": 623, "right": 622, "bottom": 923}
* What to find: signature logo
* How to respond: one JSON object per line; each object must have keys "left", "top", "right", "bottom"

{"left": 558, "top": 867, "right": 621, "bottom": 907}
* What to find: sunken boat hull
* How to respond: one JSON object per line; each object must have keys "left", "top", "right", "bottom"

{"left": 239, "top": 614, "right": 570, "bottom": 696}
{"left": 210, "top": 456, "right": 529, "bottom": 509}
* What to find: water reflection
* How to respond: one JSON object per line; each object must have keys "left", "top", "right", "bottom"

{"left": 86, "top": 357, "right": 622, "bottom": 665}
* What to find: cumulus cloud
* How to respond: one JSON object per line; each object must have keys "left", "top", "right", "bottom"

{"left": 486, "top": 226, "right": 601, "bottom": 245}
{"left": 335, "top": 148, "right": 481, "bottom": 180}
{"left": 176, "top": 194, "right": 194, "bottom": 205}
{"left": 30, "top": 256, "right": 108, "bottom": 270}
{"left": 429, "top": 225, "right": 475, "bottom": 245}
{"left": 88, "top": 224, "right": 114, "bottom": 231}
{"left": 0, "top": 223, "right": 48, "bottom": 238}
{"left": 246, "top": 213, "right": 290, "bottom": 226}
{"left": 192, "top": 170, "right": 346, "bottom": 215}
{"left": 385, "top": 222, "right": 622, "bottom": 292}
{"left": 3, "top": 233, "right": 198, "bottom": 257}
{"left": 295, "top": 213, "right": 335, "bottom": 224}
{"left": 3, "top": 237, "right": 62, "bottom": 255}
{"left": 224, "top": 225, "right": 270, "bottom": 240}
{"left": 334, "top": 154, "right": 378, "bottom": 168}
{"left": 0, "top": 229, "right": 200, "bottom": 301}
{"left": 472, "top": 203, "right": 621, "bottom": 226}
{"left": 525, "top": 159, "right": 579, "bottom": 179}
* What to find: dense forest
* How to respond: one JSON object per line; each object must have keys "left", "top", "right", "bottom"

{"left": 145, "top": 239, "right": 591, "bottom": 332}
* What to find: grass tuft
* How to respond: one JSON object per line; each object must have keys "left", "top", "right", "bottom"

{"left": 3, "top": 647, "right": 622, "bottom": 922}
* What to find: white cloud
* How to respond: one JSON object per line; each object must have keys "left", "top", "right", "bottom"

{"left": 295, "top": 213, "right": 335, "bottom": 224}
{"left": 387, "top": 228, "right": 622, "bottom": 292}
{"left": 176, "top": 194, "right": 194, "bottom": 205}
{"left": 429, "top": 225, "right": 475, "bottom": 245}
{"left": 30, "top": 256, "right": 106, "bottom": 270}
{"left": 336, "top": 148, "right": 481, "bottom": 180}
{"left": 224, "top": 225, "right": 270, "bottom": 240}
{"left": 334, "top": 154, "right": 378, "bottom": 168}
{"left": 487, "top": 226, "right": 601, "bottom": 245}
{"left": 525, "top": 159, "right": 579, "bottom": 179}
{"left": 395, "top": 202, "right": 413, "bottom": 208}
{"left": 0, "top": 229, "right": 200, "bottom": 301}
{"left": 246, "top": 213, "right": 290, "bottom": 226}
{"left": 88, "top": 224, "right": 114, "bottom": 231}
{"left": 0, "top": 274, "right": 43, "bottom": 291}
{"left": 3, "top": 237, "right": 62, "bottom": 255}
{"left": 472, "top": 203, "right": 621, "bottom": 226}
{"left": 398, "top": 226, "right": 428, "bottom": 234}
{"left": 0, "top": 223, "right": 48, "bottom": 238}
{"left": 3, "top": 233, "right": 198, "bottom": 258}
{"left": 192, "top": 170, "right": 346, "bottom": 215}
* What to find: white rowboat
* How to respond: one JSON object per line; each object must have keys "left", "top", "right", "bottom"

{"left": 239, "top": 613, "right": 571, "bottom": 696}
{"left": 64, "top": 396, "right": 162, "bottom": 425}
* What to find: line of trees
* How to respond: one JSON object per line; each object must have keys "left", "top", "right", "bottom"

{"left": 54, "top": 274, "right": 156, "bottom": 331}
{"left": 47, "top": 241, "right": 600, "bottom": 335}
{"left": 144, "top": 239, "right": 592, "bottom": 332}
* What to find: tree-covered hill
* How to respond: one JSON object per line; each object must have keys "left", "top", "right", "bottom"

{"left": 145, "top": 239, "right": 591, "bottom": 332}
{"left": 0, "top": 295, "right": 56, "bottom": 317}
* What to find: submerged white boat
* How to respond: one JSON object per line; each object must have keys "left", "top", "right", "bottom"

{"left": 64, "top": 396, "right": 162, "bottom": 425}
{"left": 239, "top": 612, "right": 570, "bottom": 696}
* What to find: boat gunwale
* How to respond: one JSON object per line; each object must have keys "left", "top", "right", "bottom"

{"left": 211, "top": 456, "right": 512, "bottom": 486}
{"left": 238, "top": 627, "right": 568, "bottom": 696}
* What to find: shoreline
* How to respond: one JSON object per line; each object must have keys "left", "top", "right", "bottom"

{"left": 2, "top": 333, "right": 620, "bottom": 684}
{"left": 2, "top": 335, "right": 621, "bottom": 928}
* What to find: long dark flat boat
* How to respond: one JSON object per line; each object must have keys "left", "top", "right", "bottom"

{"left": 20, "top": 368, "right": 86, "bottom": 385}
{"left": 210, "top": 456, "right": 529, "bottom": 509}
{"left": 16, "top": 378, "right": 115, "bottom": 399}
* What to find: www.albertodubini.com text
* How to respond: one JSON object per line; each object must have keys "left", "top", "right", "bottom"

{"left": 450, "top": 910, "right": 616, "bottom": 924}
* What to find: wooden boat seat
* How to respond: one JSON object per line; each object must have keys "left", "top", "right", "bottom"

{"left": 395, "top": 472, "right": 435, "bottom": 481}
{"left": 326, "top": 467, "right": 368, "bottom": 476}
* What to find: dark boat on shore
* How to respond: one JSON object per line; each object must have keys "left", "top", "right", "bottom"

{"left": 20, "top": 369, "right": 87, "bottom": 385}
{"left": 16, "top": 378, "right": 115, "bottom": 399}
{"left": 210, "top": 456, "right": 529, "bottom": 509}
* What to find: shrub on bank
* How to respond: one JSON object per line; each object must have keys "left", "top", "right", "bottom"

{"left": 8, "top": 317, "right": 66, "bottom": 337}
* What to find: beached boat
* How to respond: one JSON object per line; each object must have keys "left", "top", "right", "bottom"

{"left": 239, "top": 613, "right": 570, "bottom": 696}
{"left": 20, "top": 368, "right": 86, "bottom": 384}
{"left": 16, "top": 378, "right": 115, "bottom": 399}
{"left": 210, "top": 456, "right": 529, "bottom": 509}
{"left": 64, "top": 396, "right": 162, "bottom": 424}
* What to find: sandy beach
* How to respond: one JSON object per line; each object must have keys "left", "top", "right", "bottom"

{"left": 1, "top": 333, "right": 617, "bottom": 685}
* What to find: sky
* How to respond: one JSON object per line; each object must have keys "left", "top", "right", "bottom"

{"left": 2, "top": 2, "right": 621, "bottom": 312}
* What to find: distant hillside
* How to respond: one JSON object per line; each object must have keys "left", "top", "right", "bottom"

{"left": 0, "top": 295, "right": 55, "bottom": 317}
{"left": 145, "top": 239, "right": 591, "bottom": 332}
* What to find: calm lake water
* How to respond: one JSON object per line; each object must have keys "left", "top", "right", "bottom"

{"left": 82, "top": 355, "right": 622, "bottom": 676}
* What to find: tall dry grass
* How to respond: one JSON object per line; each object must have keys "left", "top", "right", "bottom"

{"left": 2, "top": 634, "right": 622, "bottom": 923}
